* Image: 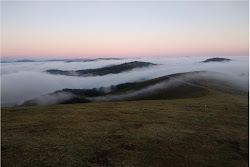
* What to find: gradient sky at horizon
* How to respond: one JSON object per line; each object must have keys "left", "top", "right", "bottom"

{"left": 1, "top": 1, "right": 249, "bottom": 59}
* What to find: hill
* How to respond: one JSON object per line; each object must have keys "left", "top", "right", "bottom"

{"left": 46, "top": 61, "right": 156, "bottom": 77}
{"left": 2, "top": 84, "right": 248, "bottom": 166}
{"left": 202, "top": 57, "right": 231, "bottom": 63}
{"left": 22, "top": 71, "right": 247, "bottom": 106}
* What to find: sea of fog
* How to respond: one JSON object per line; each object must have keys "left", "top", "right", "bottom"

{"left": 1, "top": 56, "right": 249, "bottom": 106}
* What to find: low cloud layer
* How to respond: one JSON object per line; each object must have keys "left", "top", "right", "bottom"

{"left": 1, "top": 56, "right": 248, "bottom": 106}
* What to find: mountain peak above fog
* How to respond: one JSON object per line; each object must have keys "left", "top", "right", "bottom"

{"left": 202, "top": 57, "right": 231, "bottom": 63}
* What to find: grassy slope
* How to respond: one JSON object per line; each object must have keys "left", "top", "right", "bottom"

{"left": 102, "top": 71, "right": 247, "bottom": 101}
{"left": 2, "top": 88, "right": 248, "bottom": 167}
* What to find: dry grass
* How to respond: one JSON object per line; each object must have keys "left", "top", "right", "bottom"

{"left": 2, "top": 90, "right": 248, "bottom": 167}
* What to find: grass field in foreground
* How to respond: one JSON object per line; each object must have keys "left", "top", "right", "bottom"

{"left": 2, "top": 90, "right": 248, "bottom": 167}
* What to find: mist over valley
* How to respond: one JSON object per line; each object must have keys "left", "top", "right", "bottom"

{"left": 1, "top": 56, "right": 248, "bottom": 106}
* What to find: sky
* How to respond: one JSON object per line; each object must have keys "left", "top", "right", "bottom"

{"left": 1, "top": 1, "right": 249, "bottom": 60}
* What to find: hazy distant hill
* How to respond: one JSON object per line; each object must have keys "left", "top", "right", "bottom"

{"left": 1, "top": 58, "right": 124, "bottom": 63}
{"left": 202, "top": 57, "right": 231, "bottom": 63}
{"left": 46, "top": 61, "right": 156, "bottom": 76}
{"left": 54, "top": 58, "right": 124, "bottom": 63}
{"left": 15, "top": 59, "right": 36, "bottom": 62}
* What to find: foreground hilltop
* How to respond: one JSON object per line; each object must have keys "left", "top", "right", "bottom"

{"left": 46, "top": 61, "right": 156, "bottom": 77}
{"left": 2, "top": 83, "right": 248, "bottom": 166}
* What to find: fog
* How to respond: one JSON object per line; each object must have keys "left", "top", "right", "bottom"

{"left": 22, "top": 92, "right": 75, "bottom": 106}
{"left": 1, "top": 56, "right": 248, "bottom": 106}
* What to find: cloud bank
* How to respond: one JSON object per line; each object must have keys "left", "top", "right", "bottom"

{"left": 1, "top": 56, "right": 248, "bottom": 106}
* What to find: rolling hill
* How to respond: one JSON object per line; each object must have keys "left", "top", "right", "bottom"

{"left": 22, "top": 71, "right": 247, "bottom": 106}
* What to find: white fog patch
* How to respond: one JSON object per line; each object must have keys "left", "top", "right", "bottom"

{"left": 22, "top": 92, "right": 75, "bottom": 106}
{"left": 1, "top": 59, "right": 137, "bottom": 75}
{"left": 1, "top": 56, "right": 248, "bottom": 106}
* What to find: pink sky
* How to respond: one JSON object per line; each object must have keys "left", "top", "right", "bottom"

{"left": 1, "top": 1, "right": 249, "bottom": 59}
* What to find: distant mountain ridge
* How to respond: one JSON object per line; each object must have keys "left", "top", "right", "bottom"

{"left": 46, "top": 61, "right": 156, "bottom": 77}
{"left": 1, "top": 58, "right": 125, "bottom": 63}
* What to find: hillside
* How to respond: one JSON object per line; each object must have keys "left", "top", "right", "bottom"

{"left": 2, "top": 87, "right": 248, "bottom": 167}
{"left": 22, "top": 71, "right": 247, "bottom": 106}
{"left": 46, "top": 61, "right": 156, "bottom": 76}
